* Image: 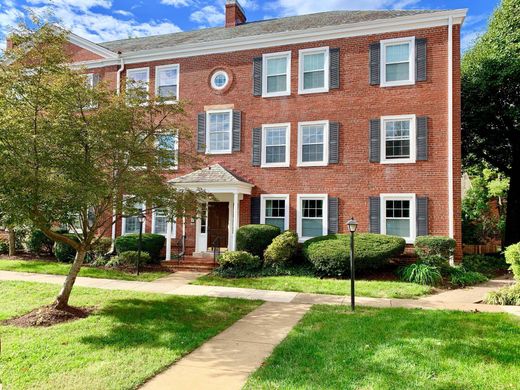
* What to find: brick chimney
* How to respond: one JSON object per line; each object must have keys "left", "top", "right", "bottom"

{"left": 5, "top": 36, "right": 13, "bottom": 50}
{"left": 225, "top": 0, "right": 246, "bottom": 28}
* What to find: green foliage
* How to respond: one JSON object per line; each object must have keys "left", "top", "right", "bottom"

{"left": 26, "top": 229, "right": 54, "bottom": 255}
{"left": 216, "top": 251, "right": 262, "bottom": 276}
{"left": 504, "top": 243, "right": 520, "bottom": 280}
{"left": 89, "top": 237, "right": 112, "bottom": 258}
{"left": 399, "top": 263, "right": 442, "bottom": 286}
{"left": 236, "top": 224, "right": 281, "bottom": 258}
{"left": 114, "top": 234, "right": 165, "bottom": 263}
{"left": 448, "top": 266, "right": 488, "bottom": 288}
{"left": 485, "top": 284, "right": 520, "bottom": 306}
{"left": 414, "top": 236, "right": 456, "bottom": 264}
{"left": 107, "top": 251, "right": 151, "bottom": 268}
{"left": 0, "top": 238, "right": 8, "bottom": 254}
{"left": 54, "top": 234, "right": 80, "bottom": 263}
{"left": 264, "top": 231, "right": 299, "bottom": 268}
{"left": 303, "top": 233, "right": 406, "bottom": 276}
{"left": 462, "top": 254, "right": 509, "bottom": 276}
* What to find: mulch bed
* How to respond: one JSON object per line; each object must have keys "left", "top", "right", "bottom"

{"left": 3, "top": 305, "right": 96, "bottom": 327}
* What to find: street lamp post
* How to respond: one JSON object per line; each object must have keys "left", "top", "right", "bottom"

{"left": 347, "top": 217, "right": 358, "bottom": 311}
{"left": 136, "top": 212, "right": 145, "bottom": 276}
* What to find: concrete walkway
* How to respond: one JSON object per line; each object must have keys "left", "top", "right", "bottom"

{"left": 140, "top": 302, "right": 311, "bottom": 390}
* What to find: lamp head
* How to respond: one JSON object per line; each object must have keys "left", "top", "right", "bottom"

{"left": 347, "top": 216, "right": 358, "bottom": 233}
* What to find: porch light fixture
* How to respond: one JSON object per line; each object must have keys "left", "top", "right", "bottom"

{"left": 346, "top": 216, "right": 358, "bottom": 311}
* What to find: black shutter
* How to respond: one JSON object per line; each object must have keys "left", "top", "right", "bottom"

{"left": 252, "top": 127, "right": 262, "bottom": 166}
{"left": 369, "top": 43, "right": 381, "bottom": 85}
{"left": 329, "top": 48, "right": 340, "bottom": 89}
{"left": 416, "top": 38, "right": 427, "bottom": 82}
{"left": 328, "top": 197, "right": 339, "bottom": 234}
{"left": 416, "top": 116, "right": 428, "bottom": 161}
{"left": 253, "top": 57, "right": 263, "bottom": 96}
{"left": 251, "top": 197, "right": 261, "bottom": 224}
{"left": 232, "top": 110, "right": 242, "bottom": 152}
{"left": 197, "top": 113, "right": 206, "bottom": 153}
{"left": 369, "top": 119, "right": 381, "bottom": 163}
{"left": 329, "top": 121, "right": 340, "bottom": 164}
{"left": 416, "top": 197, "right": 429, "bottom": 237}
{"left": 369, "top": 197, "right": 381, "bottom": 234}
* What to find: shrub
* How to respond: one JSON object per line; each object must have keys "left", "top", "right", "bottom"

{"left": 448, "top": 266, "right": 488, "bottom": 287}
{"left": 216, "top": 251, "right": 262, "bottom": 276}
{"left": 114, "top": 234, "right": 165, "bottom": 263}
{"left": 264, "top": 231, "right": 298, "bottom": 268}
{"left": 26, "top": 229, "right": 54, "bottom": 255}
{"left": 303, "top": 233, "right": 406, "bottom": 276}
{"left": 414, "top": 236, "right": 456, "bottom": 263}
{"left": 0, "top": 238, "right": 8, "bottom": 254}
{"left": 54, "top": 234, "right": 80, "bottom": 263}
{"left": 399, "top": 263, "right": 442, "bottom": 286}
{"left": 90, "top": 237, "right": 112, "bottom": 258}
{"left": 504, "top": 243, "right": 520, "bottom": 280}
{"left": 485, "top": 284, "right": 520, "bottom": 306}
{"left": 462, "top": 254, "right": 508, "bottom": 276}
{"left": 107, "top": 251, "right": 151, "bottom": 268}
{"left": 236, "top": 224, "right": 281, "bottom": 258}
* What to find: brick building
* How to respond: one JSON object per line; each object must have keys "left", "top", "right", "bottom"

{"left": 37, "top": 1, "right": 466, "bottom": 258}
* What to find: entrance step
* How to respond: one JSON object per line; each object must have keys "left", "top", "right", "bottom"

{"left": 161, "top": 256, "right": 218, "bottom": 272}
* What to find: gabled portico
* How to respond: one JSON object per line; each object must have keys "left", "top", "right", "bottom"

{"left": 169, "top": 164, "right": 253, "bottom": 255}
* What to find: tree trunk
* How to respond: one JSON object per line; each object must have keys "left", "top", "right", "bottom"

{"left": 505, "top": 154, "right": 520, "bottom": 246}
{"left": 54, "top": 247, "right": 87, "bottom": 310}
{"left": 8, "top": 228, "right": 16, "bottom": 257}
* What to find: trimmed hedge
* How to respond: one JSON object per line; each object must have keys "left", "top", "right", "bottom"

{"left": 0, "top": 238, "right": 8, "bottom": 254}
{"left": 414, "top": 236, "right": 456, "bottom": 262}
{"left": 264, "top": 231, "right": 298, "bottom": 267}
{"left": 54, "top": 234, "right": 80, "bottom": 263}
{"left": 504, "top": 243, "right": 520, "bottom": 280}
{"left": 114, "top": 233, "right": 165, "bottom": 263}
{"left": 217, "top": 251, "right": 262, "bottom": 275}
{"left": 89, "top": 237, "right": 112, "bottom": 258}
{"left": 26, "top": 229, "right": 54, "bottom": 255}
{"left": 303, "top": 233, "right": 406, "bottom": 276}
{"left": 236, "top": 224, "right": 281, "bottom": 258}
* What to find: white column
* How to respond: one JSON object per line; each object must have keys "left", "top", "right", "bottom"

{"left": 110, "top": 208, "right": 116, "bottom": 252}
{"left": 232, "top": 192, "right": 240, "bottom": 251}
{"left": 165, "top": 221, "right": 172, "bottom": 261}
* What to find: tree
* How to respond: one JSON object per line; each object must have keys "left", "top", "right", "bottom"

{"left": 0, "top": 20, "right": 207, "bottom": 310}
{"left": 462, "top": 0, "right": 520, "bottom": 245}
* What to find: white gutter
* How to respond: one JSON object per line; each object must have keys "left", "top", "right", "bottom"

{"left": 447, "top": 16, "right": 454, "bottom": 241}
{"left": 116, "top": 57, "right": 125, "bottom": 95}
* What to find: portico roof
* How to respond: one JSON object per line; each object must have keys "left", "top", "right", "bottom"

{"left": 169, "top": 164, "right": 253, "bottom": 194}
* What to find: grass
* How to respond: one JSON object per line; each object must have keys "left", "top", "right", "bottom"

{"left": 0, "top": 281, "right": 260, "bottom": 390}
{"left": 246, "top": 305, "right": 520, "bottom": 390}
{"left": 0, "top": 259, "right": 169, "bottom": 281}
{"left": 192, "top": 274, "right": 433, "bottom": 299}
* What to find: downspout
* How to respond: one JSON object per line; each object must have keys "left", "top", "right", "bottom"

{"left": 447, "top": 16, "right": 455, "bottom": 262}
{"left": 116, "top": 55, "right": 124, "bottom": 95}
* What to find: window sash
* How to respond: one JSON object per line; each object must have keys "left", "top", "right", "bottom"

{"left": 301, "top": 125, "right": 325, "bottom": 163}
{"left": 380, "top": 194, "right": 416, "bottom": 243}
{"left": 261, "top": 195, "right": 289, "bottom": 231}
{"left": 302, "top": 52, "right": 325, "bottom": 90}
{"left": 263, "top": 52, "right": 291, "bottom": 97}
{"left": 123, "top": 202, "right": 145, "bottom": 235}
{"left": 156, "top": 66, "right": 178, "bottom": 100}
{"left": 207, "top": 110, "right": 232, "bottom": 153}
{"left": 381, "top": 38, "right": 415, "bottom": 86}
{"left": 384, "top": 119, "right": 411, "bottom": 159}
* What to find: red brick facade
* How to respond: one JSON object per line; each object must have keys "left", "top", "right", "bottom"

{"left": 65, "top": 15, "right": 463, "bottom": 258}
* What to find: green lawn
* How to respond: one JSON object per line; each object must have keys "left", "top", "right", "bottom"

{"left": 0, "top": 259, "right": 168, "bottom": 281}
{"left": 192, "top": 275, "right": 432, "bottom": 299}
{"left": 0, "top": 281, "right": 260, "bottom": 390}
{"left": 246, "top": 305, "right": 520, "bottom": 390}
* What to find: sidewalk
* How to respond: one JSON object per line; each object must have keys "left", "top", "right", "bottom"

{"left": 0, "top": 270, "right": 518, "bottom": 315}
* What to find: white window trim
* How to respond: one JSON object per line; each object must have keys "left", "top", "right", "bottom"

{"left": 156, "top": 131, "right": 179, "bottom": 170}
{"left": 296, "top": 194, "right": 328, "bottom": 242}
{"left": 121, "top": 200, "right": 146, "bottom": 235}
{"left": 126, "top": 67, "right": 150, "bottom": 93}
{"left": 83, "top": 73, "right": 96, "bottom": 110}
{"left": 260, "top": 194, "right": 290, "bottom": 231}
{"left": 380, "top": 114, "right": 416, "bottom": 164}
{"left": 298, "top": 46, "right": 330, "bottom": 94}
{"left": 262, "top": 51, "right": 291, "bottom": 98}
{"left": 380, "top": 193, "right": 416, "bottom": 244}
{"left": 380, "top": 36, "right": 415, "bottom": 87}
{"left": 152, "top": 208, "right": 176, "bottom": 238}
{"left": 205, "top": 109, "right": 233, "bottom": 155}
{"left": 297, "top": 120, "right": 329, "bottom": 167}
{"left": 155, "top": 64, "right": 180, "bottom": 104}
{"left": 261, "top": 123, "right": 291, "bottom": 168}
{"left": 211, "top": 70, "right": 229, "bottom": 90}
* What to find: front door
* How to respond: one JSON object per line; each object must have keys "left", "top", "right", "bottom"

{"left": 208, "top": 202, "right": 229, "bottom": 249}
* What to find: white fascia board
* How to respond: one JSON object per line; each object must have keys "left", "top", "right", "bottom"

{"left": 67, "top": 32, "right": 119, "bottom": 59}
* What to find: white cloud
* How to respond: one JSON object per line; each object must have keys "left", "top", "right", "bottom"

{"left": 0, "top": 2, "right": 24, "bottom": 50}
{"left": 161, "top": 0, "right": 193, "bottom": 6}
{"left": 461, "top": 29, "right": 484, "bottom": 52}
{"left": 26, "top": 0, "right": 112, "bottom": 11}
{"left": 113, "top": 9, "right": 133, "bottom": 17}
{"left": 190, "top": 5, "right": 224, "bottom": 27}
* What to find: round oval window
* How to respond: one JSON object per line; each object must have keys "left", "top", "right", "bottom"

{"left": 211, "top": 71, "right": 229, "bottom": 90}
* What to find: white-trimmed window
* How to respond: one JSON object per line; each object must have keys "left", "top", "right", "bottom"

{"left": 381, "top": 114, "right": 416, "bottom": 164}
{"left": 298, "top": 121, "right": 329, "bottom": 167}
{"left": 156, "top": 132, "right": 178, "bottom": 169}
{"left": 152, "top": 208, "right": 176, "bottom": 237}
{"left": 298, "top": 47, "right": 329, "bottom": 94}
{"left": 381, "top": 193, "right": 416, "bottom": 243}
{"left": 211, "top": 70, "right": 229, "bottom": 90}
{"left": 297, "top": 194, "right": 328, "bottom": 241}
{"left": 261, "top": 195, "right": 289, "bottom": 231}
{"left": 262, "top": 51, "right": 291, "bottom": 97}
{"left": 261, "top": 123, "right": 290, "bottom": 168}
{"left": 126, "top": 67, "right": 150, "bottom": 100}
{"left": 155, "top": 64, "right": 179, "bottom": 103}
{"left": 381, "top": 37, "right": 415, "bottom": 87}
{"left": 206, "top": 109, "right": 233, "bottom": 154}
{"left": 122, "top": 201, "right": 146, "bottom": 235}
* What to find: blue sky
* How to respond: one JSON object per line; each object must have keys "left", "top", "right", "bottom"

{"left": 0, "top": 0, "right": 500, "bottom": 51}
